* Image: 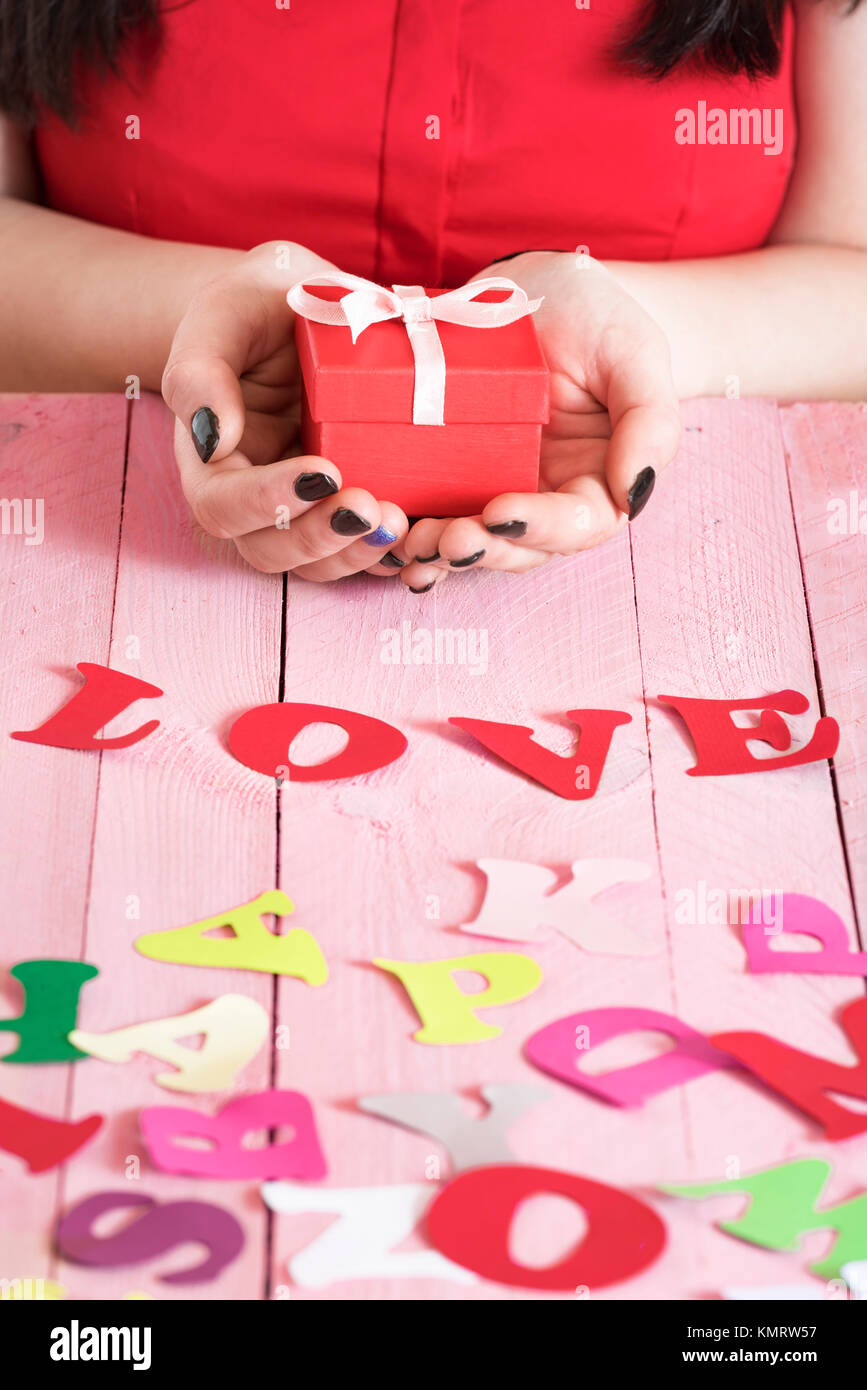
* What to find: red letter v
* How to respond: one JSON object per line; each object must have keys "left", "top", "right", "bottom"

{"left": 449, "top": 709, "right": 631, "bottom": 800}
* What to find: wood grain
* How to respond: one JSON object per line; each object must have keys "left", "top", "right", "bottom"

{"left": 0, "top": 394, "right": 127, "bottom": 1284}
{"left": 270, "top": 517, "right": 683, "bottom": 1299}
{"left": 1, "top": 394, "right": 864, "bottom": 1300}
{"left": 631, "top": 399, "right": 862, "bottom": 1295}
{"left": 781, "top": 402, "right": 867, "bottom": 939}
{"left": 53, "top": 394, "right": 283, "bottom": 1300}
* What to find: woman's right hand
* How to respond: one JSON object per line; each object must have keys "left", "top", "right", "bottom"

{"left": 161, "top": 241, "right": 408, "bottom": 579}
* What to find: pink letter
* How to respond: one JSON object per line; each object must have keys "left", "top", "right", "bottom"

{"left": 141, "top": 1089, "right": 327, "bottom": 1179}
{"left": 743, "top": 894, "right": 867, "bottom": 976}
{"left": 525, "top": 1007, "right": 740, "bottom": 1106}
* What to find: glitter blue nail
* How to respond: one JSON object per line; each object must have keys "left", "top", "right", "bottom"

{"left": 363, "top": 524, "right": 398, "bottom": 547}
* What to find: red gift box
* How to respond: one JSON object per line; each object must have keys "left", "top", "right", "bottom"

{"left": 292, "top": 282, "right": 550, "bottom": 517}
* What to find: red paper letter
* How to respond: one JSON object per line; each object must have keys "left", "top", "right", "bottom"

{"left": 658, "top": 690, "right": 838, "bottom": 776}
{"left": 228, "top": 702, "right": 407, "bottom": 781}
{"left": 448, "top": 709, "right": 631, "bottom": 800}
{"left": 426, "top": 1163, "right": 665, "bottom": 1290}
{"left": 11, "top": 662, "right": 162, "bottom": 750}
{"left": 0, "top": 1096, "right": 102, "bottom": 1172}
{"left": 712, "top": 998, "right": 867, "bottom": 1140}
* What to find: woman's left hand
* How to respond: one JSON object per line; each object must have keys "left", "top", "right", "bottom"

{"left": 398, "top": 251, "right": 682, "bottom": 590}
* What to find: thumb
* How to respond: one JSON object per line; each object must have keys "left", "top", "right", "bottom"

{"left": 602, "top": 334, "right": 681, "bottom": 517}
{"left": 161, "top": 278, "right": 262, "bottom": 464}
{"left": 161, "top": 241, "right": 341, "bottom": 464}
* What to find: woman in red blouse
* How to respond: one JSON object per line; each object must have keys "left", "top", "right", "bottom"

{"left": 0, "top": 1, "right": 864, "bottom": 588}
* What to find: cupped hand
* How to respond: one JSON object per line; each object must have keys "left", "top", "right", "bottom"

{"left": 398, "top": 250, "right": 681, "bottom": 589}
{"left": 162, "top": 241, "right": 408, "bottom": 580}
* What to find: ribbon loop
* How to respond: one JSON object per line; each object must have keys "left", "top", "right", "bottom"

{"left": 287, "top": 272, "right": 542, "bottom": 426}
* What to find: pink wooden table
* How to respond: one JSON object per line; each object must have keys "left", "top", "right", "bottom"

{"left": 0, "top": 392, "right": 865, "bottom": 1300}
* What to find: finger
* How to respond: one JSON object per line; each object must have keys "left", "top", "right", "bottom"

{"left": 404, "top": 517, "right": 453, "bottom": 566}
{"left": 399, "top": 560, "right": 451, "bottom": 593}
{"left": 400, "top": 562, "right": 452, "bottom": 594}
{"left": 436, "top": 516, "right": 550, "bottom": 572}
{"left": 362, "top": 506, "right": 419, "bottom": 576}
{"left": 400, "top": 515, "right": 460, "bottom": 591}
{"left": 602, "top": 344, "right": 681, "bottom": 517}
{"left": 296, "top": 503, "right": 408, "bottom": 581}
{"left": 365, "top": 540, "right": 410, "bottom": 576}
{"left": 481, "top": 475, "right": 627, "bottom": 554}
{"left": 174, "top": 420, "right": 343, "bottom": 539}
{"left": 162, "top": 285, "right": 272, "bottom": 464}
{"left": 215, "top": 407, "right": 298, "bottom": 470}
{"left": 482, "top": 547, "right": 552, "bottom": 573}
{"left": 435, "top": 516, "right": 490, "bottom": 570}
{"left": 606, "top": 402, "right": 681, "bottom": 519}
{"left": 162, "top": 243, "right": 336, "bottom": 464}
{"left": 233, "top": 487, "right": 381, "bottom": 573}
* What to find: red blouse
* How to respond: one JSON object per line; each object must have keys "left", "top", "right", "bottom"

{"left": 34, "top": 0, "right": 796, "bottom": 287}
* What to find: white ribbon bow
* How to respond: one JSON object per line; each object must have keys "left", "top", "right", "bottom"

{"left": 287, "top": 273, "right": 542, "bottom": 426}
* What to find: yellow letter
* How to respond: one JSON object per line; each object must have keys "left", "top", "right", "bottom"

{"left": 135, "top": 890, "right": 327, "bottom": 985}
{"left": 373, "top": 952, "right": 542, "bottom": 1044}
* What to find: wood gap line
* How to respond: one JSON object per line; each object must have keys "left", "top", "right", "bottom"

{"left": 779, "top": 412, "right": 865, "bottom": 959}
{"left": 263, "top": 570, "right": 288, "bottom": 1301}
{"left": 626, "top": 520, "right": 703, "bottom": 1275}
{"left": 53, "top": 395, "right": 133, "bottom": 1281}
{"left": 626, "top": 527, "right": 683, "bottom": 1021}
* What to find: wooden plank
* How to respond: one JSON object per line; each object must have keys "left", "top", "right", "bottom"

{"left": 4, "top": 392, "right": 863, "bottom": 1302}
{"left": 630, "top": 398, "right": 861, "bottom": 1295}
{"left": 270, "top": 528, "right": 696, "bottom": 1300}
{"left": 56, "top": 394, "right": 282, "bottom": 1300}
{"left": 0, "top": 394, "right": 127, "bottom": 1285}
{"left": 781, "top": 402, "right": 867, "bottom": 939}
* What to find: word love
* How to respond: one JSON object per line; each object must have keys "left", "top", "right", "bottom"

{"left": 11, "top": 663, "right": 840, "bottom": 798}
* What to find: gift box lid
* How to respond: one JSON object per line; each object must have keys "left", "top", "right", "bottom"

{"left": 294, "top": 287, "right": 550, "bottom": 425}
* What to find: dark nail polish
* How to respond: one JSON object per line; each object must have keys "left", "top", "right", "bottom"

{"left": 380, "top": 552, "right": 405, "bottom": 568}
{"left": 330, "top": 507, "right": 371, "bottom": 537}
{"left": 627, "top": 466, "right": 656, "bottom": 521}
{"left": 416, "top": 552, "right": 440, "bottom": 564}
{"left": 191, "top": 406, "right": 219, "bottom": 463}
{"left": 409, "top": 582, "right": 435, "bottom": 593}
{"left": 364, "top": 524, "right": 398, "bottom": 547}
{"left": 294, "top": 471, "right": 339, "bottom": 501}
{"left": 449, "top": 549, "right": 486, "bottom": 568}
{"left": 485, "top": 520, "right": 527, "bottom": 538}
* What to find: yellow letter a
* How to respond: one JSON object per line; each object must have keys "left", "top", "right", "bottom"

{"left": 135, "top": 890, "right": 327, "bottom": 985}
